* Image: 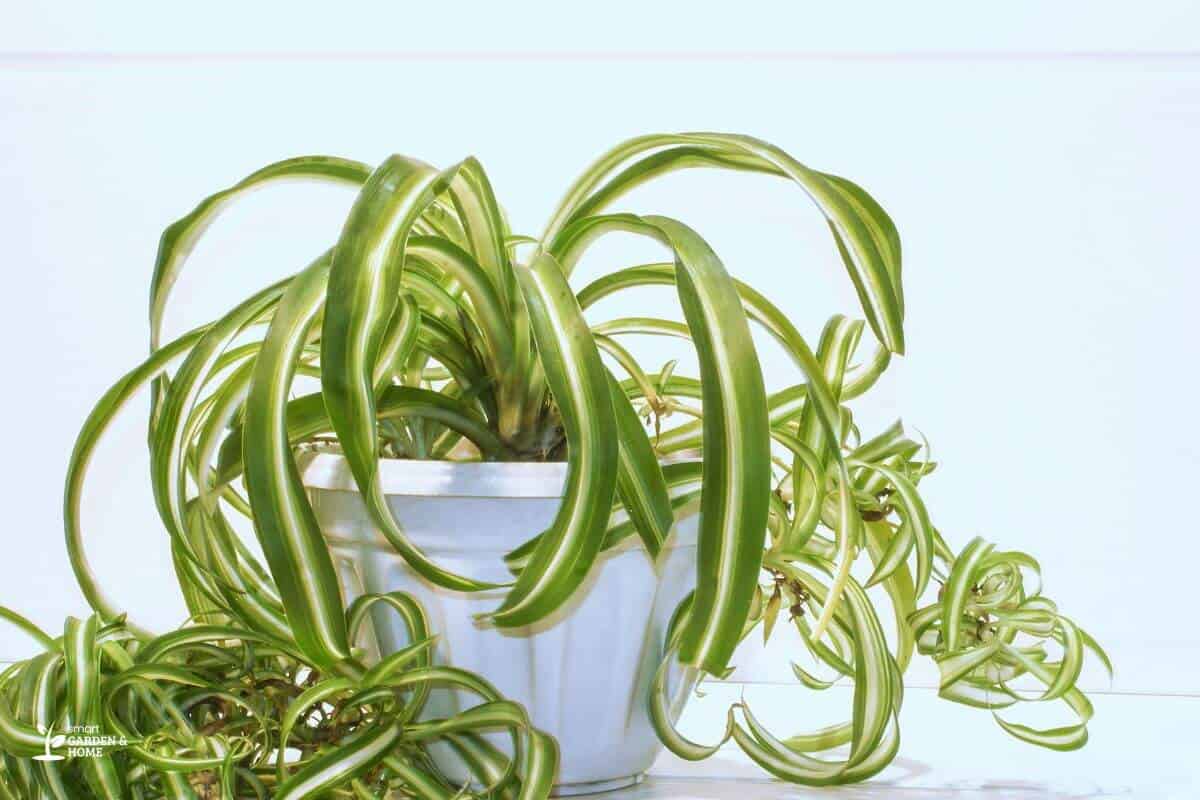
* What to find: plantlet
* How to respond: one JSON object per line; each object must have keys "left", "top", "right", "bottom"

{"left": 0, "top": 133, "right": 1109, "bottom": 797}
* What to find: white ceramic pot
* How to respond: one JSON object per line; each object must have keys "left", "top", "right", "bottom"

{"left": 302, "top": 453, "right": 698, "bottom": 796}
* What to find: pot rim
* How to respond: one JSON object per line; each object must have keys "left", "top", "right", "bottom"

{"left": 300, "top": 451, "right": 574, "bottom": 498}
{"left": 300, "top": 451, "right": 700, "bottom": 499}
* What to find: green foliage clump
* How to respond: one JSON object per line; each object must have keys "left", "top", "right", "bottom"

{"left": 1, "top": 134, "right": 1107, "bottom": 797}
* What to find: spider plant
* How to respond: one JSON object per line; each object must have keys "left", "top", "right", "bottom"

{"left": 0, "top": 133, "right": 1109, "bottom": 797}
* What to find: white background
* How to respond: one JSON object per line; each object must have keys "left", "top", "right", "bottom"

{"left": 2, "top": 0, "right": 1197, "bottom": 715}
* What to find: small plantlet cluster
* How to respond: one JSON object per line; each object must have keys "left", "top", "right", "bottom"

{"left": 0, "top": 134, "right": 1108, "bottom": 797}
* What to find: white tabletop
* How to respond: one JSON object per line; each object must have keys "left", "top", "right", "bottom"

{"left": 620, "top": 684, "right": 1199, "bottom": 799}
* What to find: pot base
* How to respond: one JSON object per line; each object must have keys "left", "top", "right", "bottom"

{"left": 552, "top": 773, "right": 642, "bottom": 796}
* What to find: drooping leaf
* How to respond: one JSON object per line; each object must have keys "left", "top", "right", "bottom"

{"left": 242, "top": 258, "right": 352, "bottom": 669}
{"left": 320, "top": 156, "right": 494, "bottom": 593}
{"left": 487, "top": 251, "right": 620, "bottom": 626}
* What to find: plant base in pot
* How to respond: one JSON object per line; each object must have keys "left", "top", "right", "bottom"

{"left": 303, "top": 453, "right": 699, "bottom": 795}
